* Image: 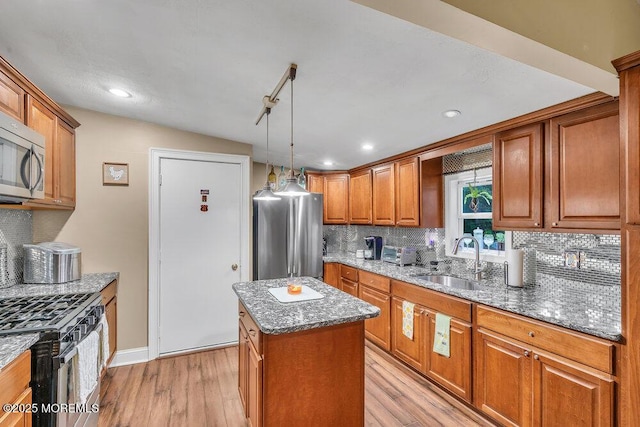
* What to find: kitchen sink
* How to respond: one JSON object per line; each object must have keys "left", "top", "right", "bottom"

{"left": 413, "top": 274, "right": 485, "bottom": 291}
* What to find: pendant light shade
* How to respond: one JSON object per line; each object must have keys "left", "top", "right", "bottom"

{"left": 253, "top": 105, "right": 281, "bottom": 201}
{"left": 273, "top": 67, "right": 309, "bottom": 197}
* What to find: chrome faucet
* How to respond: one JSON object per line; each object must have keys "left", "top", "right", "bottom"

{"left": 452, "top": 236, "right": 483, "bottom": 281}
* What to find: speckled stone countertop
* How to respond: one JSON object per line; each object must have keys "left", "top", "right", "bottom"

{"left": 0, "top": 334, "right": 39, "bottom": 370}
{"left": 232, "top": 276, "right": 380, "bottom": 335}
{"left": 0, "top": 272, "right": 119, "bottom": 299}
{"left": 324, "top": 253, "right": 622, "bottom": 342}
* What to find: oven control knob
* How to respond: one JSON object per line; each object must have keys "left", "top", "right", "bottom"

{"left": 87, "top": 316, "right": 97, "bottom": 325}
{"left": 73, "top": 330, "right": 81, "bottom": 341}
{"left": 80, "top": 324, "right": 88, "bottom": 334}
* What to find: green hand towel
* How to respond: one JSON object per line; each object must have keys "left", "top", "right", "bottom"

{"left": 433, "top": 313, "right": 451, "bottom": 358}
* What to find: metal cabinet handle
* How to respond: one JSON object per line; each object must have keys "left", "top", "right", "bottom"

{"left": 524, "top": 350, "right": 530, "bottom": 357}
{"left": 533, "top": 222, "right": 540, "bottom": 227}
{"left": 239, "top": 311, "right": 245, "bottom": 317}
{"left": 232, "top": 264, "right": 238, "bottom": 271}
{"left": 552, "top": 222, "right": 558, "bottom": 226}
{"left": 249, "top": 329, "right": 257, "bottom": 337}
{"left": 528, "top": 331, "right": 535, "bottom": 337}
{"left": 534, "top": 354, "right": 539, "bottom": 360}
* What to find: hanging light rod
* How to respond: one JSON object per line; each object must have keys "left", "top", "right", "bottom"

{"left": 255, "top": 63, "right": 297, "bottom": 125}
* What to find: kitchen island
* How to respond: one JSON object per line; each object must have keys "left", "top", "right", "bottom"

{"left": 232, "top": 276, "right": 380, "bottom": 427}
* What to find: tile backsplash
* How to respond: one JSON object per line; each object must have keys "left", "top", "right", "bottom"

{"left": 324, "top": 225, "right": 621, "bottom": 291}
{"left": 0, "top": 209, "right": 33, "bottom": 286}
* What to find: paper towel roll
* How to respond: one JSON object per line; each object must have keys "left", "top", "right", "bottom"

{"left": 506, "top": 249, "right": 524, "bottom": 287}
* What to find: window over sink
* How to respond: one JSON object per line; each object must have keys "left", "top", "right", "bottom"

{"left": 444, "top": 167, "right": 511, "bottom": 262}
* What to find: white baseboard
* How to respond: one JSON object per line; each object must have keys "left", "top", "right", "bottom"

{"left": 109, "top": 347, "right": 149, "bottom": 367}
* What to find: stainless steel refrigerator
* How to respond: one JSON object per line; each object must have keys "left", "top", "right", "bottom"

{"left": 253, "top": 193, "right": 323, "bottom": 280}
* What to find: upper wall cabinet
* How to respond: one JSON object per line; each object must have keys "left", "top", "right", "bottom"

{"left": 372, "top": 163, "right": 395, "bottom": 225}
{"left": 0, "top": 56, "right": 79, "bottom": 210}
{"left": 25, "top": 96, "right": 76, "bottom": 208}
{"left": 323, "top": 173, "right": 349, "bottom": 224}
{"left": 307, "top": 172, "right": 325, "bottom": 194}
{"left": 548, "top": 101, "right": 620, "bottom": 230}
{"left": 493, "top": 123, "right": 544, "bottom": 229}
{"left": 395, "top": 157, "right": 421, "bottom": 227}
{"left": 0, "top": 71, "right": 24, "bottom": 121}
{"left": 349, "top": 169, "right": 372, "bottom": 224}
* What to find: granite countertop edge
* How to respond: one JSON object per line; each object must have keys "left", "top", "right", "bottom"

{"left": 0, "top": 272, "right": 120, "bottom": 299}
{"left": 0, "top": 333, "right": 40, "bottom": 370}
{"left": 233, "top": 277, "right": 380, "bottom": 335}
{"left": 324, "top": 254, "right": 622, "bottom": 343}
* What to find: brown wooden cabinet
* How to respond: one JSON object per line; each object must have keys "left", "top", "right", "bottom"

{"left": 476, "top": 305, "right": 615, "bottom": 426}
{"left": 0, "top": 70, "right": 24, "bottom": 121}
{"left": 358, "top": 271, "right": 391, "bottom": 351}
{"left": 306, "top": 172, "right": 324, "bottom": 194}
{"left": 238, "top": 302, "right": 366, "bottom": 427}
{"left": 548, "top": 102, "right": 620, "bottom": 231}
{"left": 493, "top": 123, "right": 544, "bottom": 229}
{"left": 395, "top": 157, "right": 421, "bottom": 226}
{"left": 101, "top": 279, "right": 118, "bottom": 373}
{"left": 323, "top": 173, "right": 349, "bottom": 224}
{"left": 340, "top": 264, "right": 358, "bottom": 296}
{"left": 0, "top": 350, "right": 32, "bottom": 427}
{"left": 372, "top": 163, "right": 395, "bottom": 225}
{"left": 323, "top": 262, "right": 340, "bottom": 289}
{"left": 349, "top": 169, "right": 372, "bottom": 224}
{"left": 391, "top": 296, "right": 428, "bottom": 372}
{"left": 25, "top": 96, "right": 76, "bottom": 209}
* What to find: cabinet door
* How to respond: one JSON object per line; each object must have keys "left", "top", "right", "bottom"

{"left": 533, "top": 352, "right": 613, "bottom": 427}
{"left": 340, "top": 278, "right": 358, "bottom": 297}
{"left": 475, "top": 330, "right": 533, "bottom": 427}
{"left": 27, "top": 97, "right": 56, "bottom": 202}
{"left": 105, "top": 296, "right": 117, "bottom": 366}
{"left": 323, "top": 263, "right": 340, "bottom": 289}
{"left": 619, "top": 61, "right": 640, "bottom": 225}
{"left": 395, "top": 157, "right": 420, "bottom": 226}
{"left": 493, "top": 123, "right": 544, "bottom": 229}
{"left": 307, "top": 173, "right": 324, "bottom": 194}
{"left": 549, "top": 102, "right": 619, "bottom": 230}
{"left": 426, "top": 313, "right": 472, "bottom": 402}
{"left": 247, "top": 342, "right": 263, "bottom": 427}
{"left": 56, "top": 120, "right": 76, "bottom": 207}
{"left": 349, "top": 169, "right": 372, "bottom": 224}
{"left": 324, "top": 174, "right": 349, "bottom": 224}
{"left": 391, "top": 297, "right": 427, "bottom": 372}
{"left": 0, "top": 71, "right": 24, "bottom": 121}
{"left": 358, "top": 285, "right": 390, "bottom": 351}
{"left": 238, "top": 324, "right": 249, "bottom": 416}
{"left": 372, "top": 164, "right": 395, "bottom": 225}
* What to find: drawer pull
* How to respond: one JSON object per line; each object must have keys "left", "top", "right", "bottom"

{"left": 524, "top": 351, "right": 530, "bottom": 357}
{"left": 528, "top": 331, "right": 535, "bottom": 337}
{"left": 534, "top": 354, "right": 539, "bottom": 360}
{"left": 239, "top": 311, "right": 246, "bottom": 317}
{"left": 249, "top": 329, "right": 257, "bottom": 337}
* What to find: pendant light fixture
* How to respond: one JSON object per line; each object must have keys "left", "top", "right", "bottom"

{"left": 253, "top": 98, "right": 281, "bottom": 201}
{"left": 256, "top": 64, "right": 309, "bottom": 197}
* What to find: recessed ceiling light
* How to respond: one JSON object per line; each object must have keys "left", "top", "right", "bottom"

{"left": 442, "top": 110, "right": 461, "bottom": 118}
{"left": 362, "top": 144, "right": 374, "bottom": 151}
{"left": 323, "top": 160, "right": 334, "bottom": 166}
{"left": 108, "top": 88, "right": 132, "bottom": 98}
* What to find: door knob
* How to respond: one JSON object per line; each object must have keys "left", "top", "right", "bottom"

{"left": 231, "top": 264, "right": 238, "bottom": 271}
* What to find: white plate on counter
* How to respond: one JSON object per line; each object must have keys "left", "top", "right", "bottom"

{"left": 268, "top": 286, "right": 324, "bottom": 303}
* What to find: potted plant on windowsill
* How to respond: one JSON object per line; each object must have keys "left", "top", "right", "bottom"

{"left": 464, "top": 183, "right": 492, "bottom": 212}
{"left": 495, "top": 232, "right": 505, "bottom": 251}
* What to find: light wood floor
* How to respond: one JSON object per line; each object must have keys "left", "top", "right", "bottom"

{"left": 100, "top": 344, "right": 495, "bottom": 427}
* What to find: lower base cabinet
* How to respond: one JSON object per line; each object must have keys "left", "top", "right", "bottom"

{"left": 323, "top": 263, "right": 340, "bottom": 289}
{"left": 238, "top": 303, "right": 365, "bottom": 427}
{"left": 0, "top": 350, "right": 32, "bottom": 427}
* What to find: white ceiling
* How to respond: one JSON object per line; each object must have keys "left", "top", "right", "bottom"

{"left": 0, "top": 0, "right": 594, "bottom": 170}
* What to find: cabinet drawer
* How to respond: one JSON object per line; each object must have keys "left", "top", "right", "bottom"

{"left": 391, "top": 280, "right": 471, "bottom": 322}
{"left": 340, "top": 265, "right": 358, "bottom": 282}
{"left": 476, "top": 305, "right": 614, "bottom": 374}
{"left": 358, "top": 270, "right": 390, "bottom": 293}
{"left": 0, "top": 350, "right": 30, "bottom": 409}
{"left": 239, "top": 303, "right": 262, "bottom": 353}
{"left": 101, "top": 280, "right": 117, "bottom": 305}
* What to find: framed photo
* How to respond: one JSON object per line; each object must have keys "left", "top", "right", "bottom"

{"left": 103, "top": 162, "right": 129, "bottom": 186}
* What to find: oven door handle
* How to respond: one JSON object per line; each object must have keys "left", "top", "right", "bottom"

{"left": 54, "top": 323, "right": 104, "bottom": 369}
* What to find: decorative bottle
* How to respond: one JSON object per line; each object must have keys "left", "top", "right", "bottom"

{"left": 277, "top": 166, "right": 287, "bottom": 190}
{"left": 267, "top": 165, "right": 277, "bottom": 190}
{"left": 298, "top": 167, "right": 306, "bottom": 189}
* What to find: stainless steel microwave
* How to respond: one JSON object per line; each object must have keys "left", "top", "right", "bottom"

{"left": 0, "top": 111, "right": 45, "bottom": 202}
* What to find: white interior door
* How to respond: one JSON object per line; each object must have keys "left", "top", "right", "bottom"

{"left": 158, "top": 157, "right": 242, "bottom": 355}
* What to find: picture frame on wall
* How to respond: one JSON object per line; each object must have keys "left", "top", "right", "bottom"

{"left": 103, "top": 162, "right": 129, "bottom": 186}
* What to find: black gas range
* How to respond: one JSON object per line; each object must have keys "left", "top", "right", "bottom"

{"left": 0, "top": 292, "right": 104, "bottom": 427}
